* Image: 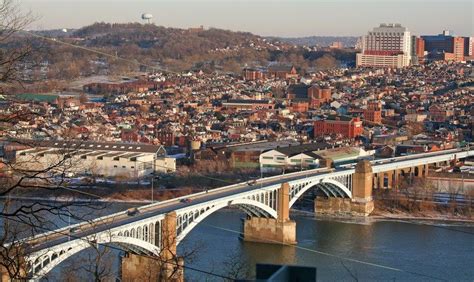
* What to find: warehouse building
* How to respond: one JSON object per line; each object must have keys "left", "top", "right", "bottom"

{"left": 14, "top": 140, "right": 176, "bottom": 179}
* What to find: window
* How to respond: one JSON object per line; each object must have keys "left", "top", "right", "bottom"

{"left": 131, "top": 166, "right": 134, "bottom": 169}
{"left": 276, "top": 157, "right": 285, "bottom": 161}
{"left": 114, "top": 165, "right": 117, "bottom": 168}
{"left": 262, "top": 156, "right": 273, "bottom": 160}
{"left": 122, "top": 166, "right": 126, "bottom": 168}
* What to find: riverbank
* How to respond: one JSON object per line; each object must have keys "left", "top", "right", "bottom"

{"left": 290, "top": 207, "right": 474, "bottom": 226}
{"left": 371, "top": 210, "right": 474, "bottom": 224}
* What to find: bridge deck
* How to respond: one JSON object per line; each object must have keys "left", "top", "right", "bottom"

{"left": 23, "top": 148, "right": 474, "bottom": 255}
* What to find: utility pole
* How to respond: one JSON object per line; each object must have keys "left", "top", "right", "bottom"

{"left": 151, "top": 159, "right": 155, "bottom": 203}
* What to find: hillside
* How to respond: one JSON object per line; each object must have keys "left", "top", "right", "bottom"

{"left": 272, "top": 36, "right": 358, "bottom": 47}
{"left": 10, "top": 23, "right": 356, "bottom": 82}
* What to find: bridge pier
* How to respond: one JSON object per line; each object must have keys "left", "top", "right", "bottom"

{"left": 351, "top": 160, "right": 374, "bottom": 216}
{"left": 315, "top": 160, "right": 374, "bottom": 216}
{"left": 121, "top": 212, "right": 184, "bottom": 282}
{"left": 243, "top": 183, "right": 297, "bottom": 245}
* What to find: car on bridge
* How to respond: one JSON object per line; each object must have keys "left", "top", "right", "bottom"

{"left": 247, "top": 179, "right": 257, "bottom": 186}
{"left": 69, "top": 227, "right": 80, "bottom": 234}
{"left": 126, "top": 207, "right": 140, "bottom": 216}
{"left": 180, "top": 198, "right": 192, "bottom": 203}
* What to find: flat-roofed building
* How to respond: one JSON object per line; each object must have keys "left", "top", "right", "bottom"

{"left": 259, "top": 142, "right": 333, "bottom": 173}
{"left": 357, "top": 23, "right": 412, "bottom": 68}
{"left": 13, "top": 140, "right": 176, "bottom": 179}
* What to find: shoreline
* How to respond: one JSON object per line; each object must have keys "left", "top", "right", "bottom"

{"left": 290, "top": 208, "right": 474, "bottom": 225}
{"left": 3, "top": 196, "right": 473, "bottom": 226}
{"left": 370, "top": 212, "right": 474, "bottom": 224}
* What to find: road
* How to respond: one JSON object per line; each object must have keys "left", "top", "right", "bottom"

{"left": 25, "top": 147, "right": 473, "bottom": 254}
{"left": 27, "top": 167, "right": 335, "bottom": 253}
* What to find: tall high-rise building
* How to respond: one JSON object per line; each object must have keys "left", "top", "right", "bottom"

{"left": 422, "top": 31, "right": 465, "bottom": 62}
{"left": 463, "top": 37, "right": 473, "bottom": 58}
{"left": 356, "top": 23, "right": 412, "bottom": 68}
{"left": 415, "top": 37, "right": 425, "bottom": 64}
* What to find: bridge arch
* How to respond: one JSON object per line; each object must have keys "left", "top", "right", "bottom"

{"left": 176, "top": 198, "right": 277, "bottom": 244}
{"left": 29, "top": 235, "right": 160, "bottom": 279}
{"left": 289, "top": 178, "right": 352, "bottom": 208}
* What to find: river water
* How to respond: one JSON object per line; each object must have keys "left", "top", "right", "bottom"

{"left": 179, "top": 210, "right": 474, "bottom": 281}
{"left": 9, "top": 201, "right": 473, "bottom": 281}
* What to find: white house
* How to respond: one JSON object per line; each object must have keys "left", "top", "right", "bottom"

{"left": 259, "top": 143, "right": 333, "bottom": 173}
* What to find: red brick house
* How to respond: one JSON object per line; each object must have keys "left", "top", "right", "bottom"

{"left": 267, "top": 65, "right": 297, "bottom": 79}
{"left": 314, "top": 116, "right": 363, "bottom": 138}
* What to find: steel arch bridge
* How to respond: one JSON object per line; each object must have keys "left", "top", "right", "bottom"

{"left": 19, "top": 148, "right": 474, "bottom": 279}
{"left": 24, "top": 170, "right": 353, "bottom": 279}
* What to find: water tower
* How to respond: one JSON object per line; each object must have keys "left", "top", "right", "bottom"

{"left": 141, "top": 13, "right": 153, "bottom": 24}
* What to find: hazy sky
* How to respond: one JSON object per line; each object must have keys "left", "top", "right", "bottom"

{"left": 21, "top": 0, "right": 473, "bottom": 37}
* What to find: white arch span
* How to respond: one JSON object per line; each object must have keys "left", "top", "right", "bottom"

{"left": 177, "top": 198, "right": 277, "bottom": 243}
{"left": 30, "top": 236, "right": 160, "bottom": 279}
{"left": 289, "top": 178, "right": 352, "bottom": 207}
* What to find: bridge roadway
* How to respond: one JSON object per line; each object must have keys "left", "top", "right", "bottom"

{"left": 24, "top": 147, "right": 473, "bottom": 254}
{"left": 25, "top": 167, "right": 336, "bottom": 253}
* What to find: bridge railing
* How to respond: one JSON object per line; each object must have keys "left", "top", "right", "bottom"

{"left": 18, "top": 166, "right": 334, "bottom": 245}
{"left": 369, "top": 147, "right": 469, "bottom": 166}
{"left": 373, "top": 150, "right": 474, "bottom": 173}
{"left": 20, "top": 149, "right": 474, "bottom": 246}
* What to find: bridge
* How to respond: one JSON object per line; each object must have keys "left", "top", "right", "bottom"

{"left": 6, "top": 148, "right": 474, "bottom": 281}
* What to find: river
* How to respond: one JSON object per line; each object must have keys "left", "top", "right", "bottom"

{"left": 179, "top": 210, "right": 474, "bottom": 281}
{"left": 7, "top": 201, "right": 473, "bottom": 281}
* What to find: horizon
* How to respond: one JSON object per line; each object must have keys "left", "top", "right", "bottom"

{"left": 21, "top": 0, "right": 473, "bottom": 37}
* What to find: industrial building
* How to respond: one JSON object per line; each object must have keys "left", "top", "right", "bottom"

{"left": 14, "top": 140, "right": 176, "bottom": 179}
{"left": 422, "top": 30, "right": 466, "bottom": 62}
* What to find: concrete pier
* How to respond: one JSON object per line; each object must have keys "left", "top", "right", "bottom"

{"left": 243, "top": 183, "right": 297, "bottom": 245}
{"left": 121, "top": 212, "right": 184, "bottom": 282}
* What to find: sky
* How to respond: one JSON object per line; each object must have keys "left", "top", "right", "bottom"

{"left": 20, "top": 0, "right": 473, "bottom": 37}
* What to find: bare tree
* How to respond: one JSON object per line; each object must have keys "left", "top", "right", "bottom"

{"left": 0, "top": 0, "right": 34, "bottom": 93}
{"left": 222, "top": 252, "right": 251, "bottom": 281}
{"left": 0, "top": 3, "right": 106, "bottom": 278}
{"left": 58, "top": 232, "right": 115, "bottom": 282}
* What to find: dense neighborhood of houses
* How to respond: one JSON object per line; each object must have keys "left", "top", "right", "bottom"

{"left": 0, "top": 58, "right": 473, "bottom": 179}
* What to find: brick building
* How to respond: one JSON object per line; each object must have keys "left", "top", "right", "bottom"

{"left": 422, "top": 31, "right": 465, "bottom": 62}
{"left": 222, "top": 100, "right": 274, "bottom": 111}
{"left": 287, "top": 84, "right": 331, "bottom": 109}
{"left": 314, "top": 116, "right": 363, "bottom": 138}
{"left": 267, "top": 65, "right": 298, "bottom": 79}
{"left": 156, "top": 130, "right": 176, "bottom": 146}
{"left": 415, "top": 37, "right": 425, "bottom": 64}
{"left": 363, "top": 101, "right": 382, "bottom": 124}
{"left": 429, "top": 105, "right": 454, "bottom": 122}
{"left": 242, "top": 68, "right": 265, "bottom": 81}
